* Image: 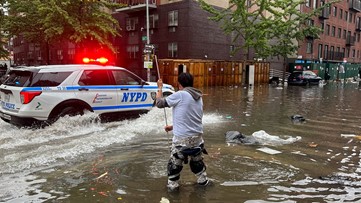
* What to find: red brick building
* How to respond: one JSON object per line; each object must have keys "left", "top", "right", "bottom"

{"left": 295, "top": 0, "right": 361, "bottom": 64}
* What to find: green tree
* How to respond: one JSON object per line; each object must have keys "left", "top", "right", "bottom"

{"left": 199, "top": 0, "right": 337, "bottom": 84}
{"left": 0, "top": 0, "right": 9, "bottom": 59}
{"left": 4, "top": 0, "right": 124, "bottom": 64}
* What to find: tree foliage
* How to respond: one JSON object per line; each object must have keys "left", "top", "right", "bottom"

{"left": 4, "top": 0, "right": 124, "bottom": 53}
{"left": 199, "top": 0, "right": 338, "bottom": 60}
{"left": 0, "top": 0, "right": 9, "bottom": 59}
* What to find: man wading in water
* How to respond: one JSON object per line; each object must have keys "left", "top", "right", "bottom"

{"left": 156, "top": 72, "right": 209, "bottom": 191}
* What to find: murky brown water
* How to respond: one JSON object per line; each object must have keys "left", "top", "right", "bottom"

{"left": 1, "top": 82, "right": 361, "bottom": 203}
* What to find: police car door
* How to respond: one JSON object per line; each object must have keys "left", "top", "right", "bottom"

{"left": 76, "top": 69, "right": 118, "bottom": 114}
{"left": 111, "top": 69, "right": 153, "bottom": 112}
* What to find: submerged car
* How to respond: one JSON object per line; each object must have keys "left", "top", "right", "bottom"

{"left": 0, "top": 60, "right": 174, "bottom": 127}
{"left": 287, "top": 70, "right": 322, "bottom": 86}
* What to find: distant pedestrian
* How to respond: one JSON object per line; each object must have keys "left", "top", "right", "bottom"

{"left": 156, "top": 72, "right": 209, "bottom": 191}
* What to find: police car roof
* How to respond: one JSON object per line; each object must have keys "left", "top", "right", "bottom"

{"left": 13, "top": 64, "right": 126, "bottom": 71}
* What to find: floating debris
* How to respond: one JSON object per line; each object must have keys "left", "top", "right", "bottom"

{"left": 160, "top": 197, "right": 170, "bottom": 203}
{"left": 308, "top": 142, "right": 318, "bottom": 148}
{"left": 225, "top": 131, "right": 260, "bottom": 145}
{"left": 256, "top": 147, "right": 282, "bottom": 155}
{"left": 341, "top": 134, "right": 357, "bottom": 138}
{"left": 95, "top": 172, "right": 108, "bottom": 180}
{"left": 221, "top": 180, "right": 278, "bottom": 186}
{"left": 98, "top": 191, "right": 108, "bottom": 196}
{"left": 290, "top": 115, "right": 306, "bottom": 123}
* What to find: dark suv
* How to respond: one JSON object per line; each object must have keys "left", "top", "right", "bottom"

{"left": 287, "top": 70, "right": 322, "bottom": 86}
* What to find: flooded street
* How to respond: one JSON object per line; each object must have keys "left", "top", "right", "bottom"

{"left": 1, "top": 82, "right": 361, "bottom": 203}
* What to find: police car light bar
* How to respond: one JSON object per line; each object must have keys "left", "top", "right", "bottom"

{"left": 82, "top": 57, "right": 109, "bottom": 64}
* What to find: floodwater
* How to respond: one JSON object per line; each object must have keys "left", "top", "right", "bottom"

{"left": 1, "top": 82, "right": 361, "bottom": 203}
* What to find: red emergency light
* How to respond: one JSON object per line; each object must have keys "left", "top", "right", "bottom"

{"left": 82, "top": 57, "right": 109, "bottom": 65}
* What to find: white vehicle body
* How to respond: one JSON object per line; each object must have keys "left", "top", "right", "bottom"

{"left": 0, "top": 64, "right": 174, "bottom": 127}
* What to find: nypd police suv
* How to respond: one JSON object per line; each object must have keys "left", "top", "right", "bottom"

{"left": 0, "top": 61, "right": 174, "bottom": 127}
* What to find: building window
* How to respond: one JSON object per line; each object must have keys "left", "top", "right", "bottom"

{"left": 57, "top": 50, "right": 63, "bottom": 60}
{"left": 324, "top": 45, "right": 328, "bottom": 59}
{"left": 168, "top": 42, "right": 178, "bottom": 58}
{"left": 333, "top": 6, "right": 337, "bottom": 16}
{"left": 330, "top": 46, "right": 334, "bottom": 59}
{"left": 345, "top": 11, "right": 348, "bottom": 21}
{"left": 313, "top": 0, "right": 318, "bottom": 9}
{"left": 230, "top": 45, "right": 235, "bottom": 53}
{"left": 336, "top": 47, "right": 340, "bottom": 58}
{"left": 68, "top": 48, "right": 75, "bottom": 60}
{"left": 358, "top": 33, "right": 361, "bottom": 42}
{"left": 340, "top": 9, "right": 343, "bottom": 19}
{"left": 349, "top": 13, "right": 353, "bottom": 23}
{"left": 168, "top": 27, "right": 176, "bottom": 32}
{"left": 305, "top": 0, "right": 310, "bottom": 7}
{"left": 168, "top": 10, "right": 178, "bottom": 26}
{"left": 352, "top": 49, "right": 356, "bottom": 58}
{"left": 345, "top": 48, "right": 350, "bottom": 58}
{"left": 306, "top": 40, "right": 313, "bottom": 54}
{"left": 36, "top": 50, "right": 41, "bottom": 60}
{"left": 337, "top": 28, "right": 341, "bottom": 38}
{"left": 326, "top": 24, "right": 330, "bottom": 35}
{"left": 321, "top": 23, "right": 324, "bottom": 33}
{"left": 307, "top": 19, "right": 314, "bottom": 26}
{"left": 343, "top": 29, "right": 346, "bottom": 39}
{"left": 149, "top": 14, "right": 159, "bottom": 29}
{"left": 126, "top": 45, "right": 139, "bottom": 59}
{"left": 318, "top": 44, "right": 323, "bottom": 58}
{"left": 126, "top": 17, "right": 138, "bottom": 31}
{"left": 331, "top": 26, "right": 335, "bottom": 37}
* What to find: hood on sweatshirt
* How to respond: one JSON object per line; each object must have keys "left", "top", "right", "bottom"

{"left": 183, "top": 87, "right": 203, "bottom": 100}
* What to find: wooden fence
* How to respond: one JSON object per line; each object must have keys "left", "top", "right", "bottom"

{"left": 157, "top": 59, "right": 270, "bottom": 88}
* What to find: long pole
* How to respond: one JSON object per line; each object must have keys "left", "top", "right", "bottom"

{"left": 146, "top": 0, "right": 151, "bottom": 82}
{"left": 155, "top": 54, "right": 170, "bottom": 147}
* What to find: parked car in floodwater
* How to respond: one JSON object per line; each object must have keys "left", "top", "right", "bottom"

{"left": 287, "top": 70, "right": 322, "bottom": 86}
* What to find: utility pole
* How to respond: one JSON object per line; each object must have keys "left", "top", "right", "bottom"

{"left": 146, "top": 0, "right": 151, "bottom": 82}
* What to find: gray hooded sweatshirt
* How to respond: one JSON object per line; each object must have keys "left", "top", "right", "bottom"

{"left": 156, "top": 87, "right": 203, "bottom": 140}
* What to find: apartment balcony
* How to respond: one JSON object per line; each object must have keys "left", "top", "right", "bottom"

{"left": 115, "top": 0, "right": 157, "bottom": 13}
{"left": 346, "top": 35, "right": 356, "bottom": 46}
{"left": 319, "top": 7, "right": 330, "bottom": 19}
{"left": 349, "top": 0, "right": 361, "bottom": 12}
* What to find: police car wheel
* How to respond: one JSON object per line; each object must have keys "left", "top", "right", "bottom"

{"left": 58, "top": 106, "right": 85, "bottom": 118}
{"left": 49, "top": 106, "right": 85, "bottom": 124}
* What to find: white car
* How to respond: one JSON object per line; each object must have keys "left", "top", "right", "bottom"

{"left": 0, "top": 62, "right": 174, "bottom": 127}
